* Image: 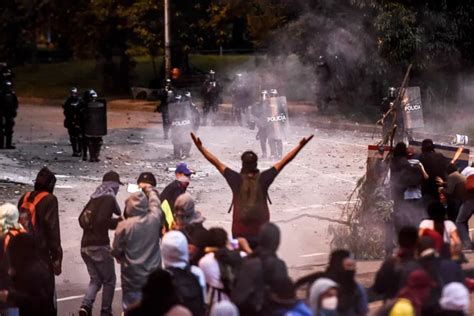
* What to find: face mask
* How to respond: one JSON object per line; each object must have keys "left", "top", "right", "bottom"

{"left": 321, "top": 296, "right": 338, "bottom": 310}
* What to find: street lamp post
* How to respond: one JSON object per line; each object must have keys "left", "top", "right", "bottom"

{"left": 164, "top": 0, "right": 171, "bottom": 80}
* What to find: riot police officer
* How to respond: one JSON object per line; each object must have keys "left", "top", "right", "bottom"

{"left": 183, "top": 91, "right": 200, "bottom": 134}
{"left": 251, "top": 90, "right": 271, "bottom": 158}
{"left": 230, "top": 73, "right": 252, "bottom": 126}
{"left": 315, "top": 55, "right": 331, "bottom": 112}
{"left": 0, "top": 81, "right": 18, "bottom": 149}
{"left": 83, "top": 90, "right": 107, "bottom": 162}
{"left": 156, "top": 79, "right": 174, "bottom": 139}
{"left": 380, "top": 87, "right": 404, "bottom": 143}
{"left": 200, "top": 69, "right": 222, "bottom": 126}
{"left": 0, "top": 63, "right": 13, "bottom": 83}
{"left": 169, "top": 93, "right": 200, "bottom": 159}
{"left": 63, "top": 87, "right": 84, "bottom": 156}
{"left": 268, "top": 89, "right": 283, "bottom": 159}
{"left": 381, "top": 87, "right": 397, "bottom": 113}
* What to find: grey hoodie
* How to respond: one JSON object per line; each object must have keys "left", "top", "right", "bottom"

{"left": 112, "top": 187, "right": 162, "bottom": 292}
{"left": 309, "top": 278, "right": 338, "bottom": 316}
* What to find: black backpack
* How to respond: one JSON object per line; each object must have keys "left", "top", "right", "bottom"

{"left": 167, "top": 266, "right": 205, "bottom": 316}
{"left": 401, "top": 163, "right": 423, "bottom": 188}
{"left": 231, "top": 256, "right": 265, "bottom": 315}
{"left": 214, "top": 248, "right": 243, "bottom": 295}
{"left": 235, "top": 173, "right": 266, "bottom": 224}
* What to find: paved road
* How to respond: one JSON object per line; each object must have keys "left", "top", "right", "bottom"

{"left": 1, "top": 103, "right": 378, "bottom": 315}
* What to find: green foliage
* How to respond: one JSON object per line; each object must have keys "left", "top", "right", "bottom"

{"left": 352, "top": 0, "right": 474, "bottom": 69}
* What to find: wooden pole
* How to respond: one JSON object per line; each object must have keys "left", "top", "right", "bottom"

{"left": 164, "top": 0, "right": 171, "bottom": 79}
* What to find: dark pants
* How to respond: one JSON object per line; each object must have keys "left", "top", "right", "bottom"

{"left": 67, "top": 126, "right": 83, "bottom": 156}
{"left": 0, "top": 115, "right": 15, "bottom": 148}
{"left": 257, "top": 128, "right": 268, "bottom": 157}
{"left": 84, "top": 137, "right": 103, "bottom": 162}
{"left": 173, "top": 142, "right": 192, "bottom": 159}
{"left": 456, "top": 200, "right": 474, "bottom": 250}
{"left": 81, "top": 246, "right": 116, "bottom": 316}
{"left": 268, "top": 139, "right": 283, "bottom": 158}
{"left": 162, "top": 108, "right": 170, "bottom": 139}
{"left": 203, "top": 101, "right": 218, "bottom": 125}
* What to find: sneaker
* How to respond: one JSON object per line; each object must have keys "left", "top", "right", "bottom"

{"left": 79, "top": 305, "right": 91, "bottom": 316}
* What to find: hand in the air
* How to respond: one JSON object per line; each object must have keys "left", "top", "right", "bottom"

{"left": 299, "top": 135, "right": 314, "bottom": 147}
{"left": 191, "top": 132, "right": 203, "bottom": 148}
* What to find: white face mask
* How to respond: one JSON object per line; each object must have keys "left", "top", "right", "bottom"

{"left": 321, "top": 296, "right": 338, "bottom": 310}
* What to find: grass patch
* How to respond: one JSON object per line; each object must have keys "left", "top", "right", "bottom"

{"left": 14, "top": 55, "right": 255, "bottom": 99}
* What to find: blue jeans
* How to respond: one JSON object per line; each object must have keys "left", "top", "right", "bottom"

{"left": 0, "top": 308, "right": 19, "bottom": 316}
{"left": 81, "top": 246, "right": 116, "bottom": 316}
{"left": 456, "top": 200, "right": 474, "bottom": 249}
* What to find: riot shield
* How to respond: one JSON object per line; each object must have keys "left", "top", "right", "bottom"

{"left": 169, "top": 100, "right": 194, "bottom": 144}
{"left": 266, "top": 96, "right": 289, "bottom": 140}
{"left": 85, "top": 99, "right": 107, "bottom": 137}
{"left": 402, "top": 86, "right": 424, "bottom": 130}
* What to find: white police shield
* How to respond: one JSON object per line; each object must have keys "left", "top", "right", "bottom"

{"left": 266, "top": 96, "right": 289, "bottom": 140}
{"left": 402, "top": 86, "right": 424, "bottom": 130}
{"left": 169, "top": 100, "right": 194, "bottom": 144}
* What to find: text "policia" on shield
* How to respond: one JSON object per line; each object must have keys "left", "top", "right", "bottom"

{"left": 267, "top": 115, "right": 287, "bottom": 122}
{"left": 172, "top": 120, "right": 191, "bottom": 126}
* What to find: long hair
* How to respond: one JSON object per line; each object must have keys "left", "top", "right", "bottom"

{"left": 427, "top": 201, "right": 446, "bottom": 238}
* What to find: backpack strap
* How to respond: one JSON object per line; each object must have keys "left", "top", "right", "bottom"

{"left": 3, "top": 228, "right": 25, "bottom": 252}
{"left": 23, "top": 192, "right": 31, "bottom": 203}
{"left": 27, "top": 191, "right": 49, "bottom": 227}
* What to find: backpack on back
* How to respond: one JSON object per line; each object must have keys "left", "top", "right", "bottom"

{"left": 231, "top": 256, "right": 265, "bottom": 314}
{"left": 167, "top": 266, "right": 205, "bottom": 316}
{"left": 401, "top": 163, "right": 423, "bottom": 188}
{"left": 19, "top": 191, "right": 48, "bottom": 233}
{"left": 236, "top": 173, "right": 266, "bottom": 224}
{"left": 78, "top": 201, "right": 95, "bottom": 231}
{"left": 214, "top": 248, "right": 243, "bottom": 295}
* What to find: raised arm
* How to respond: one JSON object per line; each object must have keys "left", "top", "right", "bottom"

{"left": 274, "top": 135, "right": 314, "bottom": 172}
{"left": 191, "top": 132, "right": 227, "bottom": 174}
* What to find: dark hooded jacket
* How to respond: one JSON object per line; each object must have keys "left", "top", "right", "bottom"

{"left": 325, "top": 250, "right": 368, "bottom": 316}
{"left": 17, "top": 167, "right": 62, "bottom": 268}
{"left": 7, "top": 233, "right": 55, "bottom": 316}
{"left": 231, "top": 223, "right": 288, "bottom": 316}
{"left": 256, "top": 223, "right": 289, "bottom": 313}
{"left": 257, "top": 223, "right": 288, "bottom": 287}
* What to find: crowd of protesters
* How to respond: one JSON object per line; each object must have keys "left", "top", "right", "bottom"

{"left": 0, "top": 135, "right": 473, "bottom": 316}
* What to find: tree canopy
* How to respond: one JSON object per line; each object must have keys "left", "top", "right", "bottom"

{"left": 1, "top": 0, "right": 473, "bottom": 97}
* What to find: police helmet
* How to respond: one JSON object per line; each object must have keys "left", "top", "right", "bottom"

{"left": 71, "top": 87, "right": 78, "bottom": 95}
{"left": 184, "top": 91, "right": 191, "bottom": 98}
{"left": 90, "top": 90, "right": 98, "bottom": 99}
{"left": 388, "top": 87, "right": 396, "bottom": 98}
{"left": 209, "top": 70, "right": 215, "bottom": 75}
{"left": 5, "top": 81, "right": 12, "bottom": 87}
{"left": 174, "top": 94, "right": 182, "bottom": 101}
{"left": 165, "top": 78, "right": 171, "bottom": 84}
{"left": 270, "top": 89, "right": 278, "bottom": 97}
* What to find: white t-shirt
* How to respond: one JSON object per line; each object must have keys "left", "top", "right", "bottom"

{"left": 199, "top": 251, "right": 246, "bottom": 304}
{"left": 419, "top": 219, "right": 457, "bottom": 243}
{"left": 461, "top": 167, "right": 474, "bottom": 178}
{"left": 199, "top": 252, "right": 230, "bottom": 303}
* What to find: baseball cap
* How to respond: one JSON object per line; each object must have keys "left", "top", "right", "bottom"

{"left": 175, "top": 162, "right": 192, "bottom": 176}
{"left": 137, "top": 172, "right": 157, "bottom": 187}
{"left": 103, "top": 171, "right": 123, "bottom": 184}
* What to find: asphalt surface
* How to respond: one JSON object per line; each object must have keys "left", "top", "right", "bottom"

{"left": 0, "top": 102, "right": 469, "bottom": 315}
